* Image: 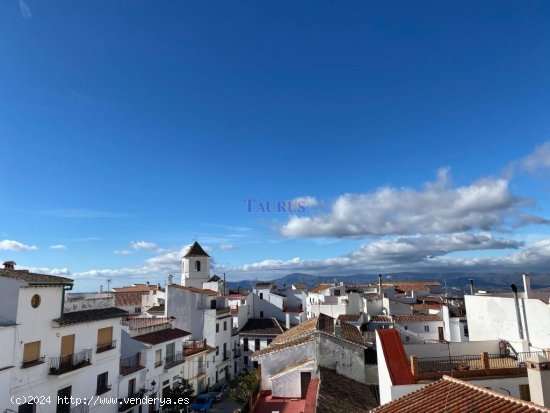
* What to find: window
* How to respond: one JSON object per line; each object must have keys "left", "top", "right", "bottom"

{"left": 155, "top": 349, "right": 162, "bottom": 367}
{"left": 30, "top": 294, "right": 41, "bottom": 308}
{"left": 243, "top": 338, "right": 249, "bottom": 351}
{"left": 255, "top": 339, "right": 260, "bottom": 351}
{"left": 405, "top": 336, "right": 410, "bottom": 342}
{"left": 519, "top": 384, "right": 531, "bottom": 401}
{"left": 260, "top": 311, "right": 264, "bottom": 318}
{"left": 22, "top": 341, "right": 41, "bottom": 367}
{"left": 97, "top": 327, "right": 113, "bottom": 352}
{"left": 166, "top": 342, "right": 175, "bottom": 363}
{"left": 404, "top": 326, "right": 408, "bottom": 330}
{"left": 464, "top": 326, "right": 469, "bottom": 337}
{"left": 259, "top": 293, "right": 263, "bottom": 300}
{"left": 57, "top": 386, "right": 71, "bottom": 413}
{"left": 128, "top": 378, "right": 136, "bottom": 397}
{"left": 424, "top": 325, "right": 430, "bottom": 332}
{"left": 18, "top": 403, "right": 35, "bottom": 413}
{"left": 244, "top": 356, "right": 248, "bottom": 366}
{"left": 195, "top": 260, "right": 201, "bottom": 271}
{"left": 334, "top": 290, "right": 341, "bottom": 296}
{"left": 216, "top": 346, "right": 219, "bottom": 356}
{"left": 96, "top": 372, "right": 109, "bottom": 395}
{"left": 134, "top": 307, "right": 141, "bottom": 314}
{"left": 216, "top": 323, "right": 219, "bottom": 333}
{"left": 224, "top": 321, "right": 227, "bottom": 331}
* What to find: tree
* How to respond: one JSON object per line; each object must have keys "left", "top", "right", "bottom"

{"left": 229, "top": 369, "right": 259, "bottom": 408}
{"left": 164, "top": 378, "right": 194, "bottom": 410}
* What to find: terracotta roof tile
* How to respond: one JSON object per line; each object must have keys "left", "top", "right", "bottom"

{"left": 318, "top": 367, "right": 378, "bottom": 412}
{"left": 169, "top": 285, "right": 219, "bottom": 295}
{"left": 369, "top": 315, "right": 392, "bottom": 323}
{"left": 338, "top": 314, "right": 362, "bottom": 322}
{"left": 112, "top": 285, "right": 158, "bottom": 293}
{"left": 114, "top": 292, "right": 144, "bottom": 306}
{"left": 133, "top": 328, "right": 191, "bottom": 345}
{"left": 370, "top": 375, "right": 550, "bottom": 412}
{"left": 54, "top": 307, "right": 128, "bottom": 326}
{"left": 317, "top": 313, "right": 335, "bottom": 334}
{"left": 271, "top": 317, "right": 319, "bottom": 345}
{"left": 377, "top": 329, "right": 415, "bottom": 385}
{"left": 340, "top": 321, "right": 368, "bottom": 346}
{"left": 292, "top": 284, "right": 307, "bottom": 290}
{"left": 183, "top": 241, "right": 210, "bottom": 257}
{"left": 311, "top": 284, "right": 334, "bottom": 294}
{"left": 239, "top": 318, "right": 284, "bottom": 336}
{"left": 254, "top": 282, "right": 274, "bottom": 288}
{"left": 0, "top": 268, "right": 73, "bottom": 285}
{"left": 252, "top": 334, "right": 315, "bottom": 358}
{"left": 393, "top": 314, "right": 442, "bottom": 323}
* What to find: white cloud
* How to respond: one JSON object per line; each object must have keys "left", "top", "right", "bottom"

{"left": 27, "top": 267, "right": 71, "bottom": 276}
{"left": 291, "top": 196, "right": 318, "bottom": 208}
{"left": 18, "top": 0, "right": 31, "bottom": 19}
{"left": 49, "top": 244, "right": 67, "bottom": 250}
{"left": 281, "top": 169, "right": 524, "bottom": 238}
{"left": 517, "top": 142, "right": 550, "bottom": 173}
{"left": 220, "top": 244, "right": 238, "bottom": 251}
{"left": 131, "top": 241, "right": 158, "bottom": 251}
{"left": 114, "top": 249, "right": 133, "bottom": 255}
{"left": 0, "top": 240, "right": 37, "bottom": 251}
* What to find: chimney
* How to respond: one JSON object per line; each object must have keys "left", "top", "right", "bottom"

{"left": 146, "top": 281, "right": 150, "bottom": 286}
{"left": 469, "top": 279, "right": 474, "bottom": 295}
{"left": 99, "top": 284, "right": 104, "bottom": 293}
{"left": 378, "top": 274, "right": 382, "bottom": 298}
{"left": 527, "top": 354, "right": 550, "bottom": 408}
{"left": 168, "top": 274, "right": 173, "bottom": 285}
{"left": 285, "top": 313, "right": 290, "bottom": 330}
{"left": 523, "top": 273, "right": 532, "bottom": 299}
{"left": 511, "top": 284, "right": 525, "bottom": 340}
{"left": 3, "top": 261, "right": 16, "bottom": 270}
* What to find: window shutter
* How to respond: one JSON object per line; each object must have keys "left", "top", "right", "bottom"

{"left": 23, "top": 341, "right": 40, "bottom": 362}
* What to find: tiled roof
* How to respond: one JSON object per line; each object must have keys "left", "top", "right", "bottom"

{"left": 377, "top": 329, "right": 415, "bottom": 385}
{"left": 170, "top": 285, "right": 219, "bottom": 295}
{"left": 393, "top": 314, "right": 442, "bottom": 323}
{"left": 54, "top": 307, "right": 128, "bottom": 326}
{"left": 114, "top": 292, "right": 143, "bottom": 306}
{"left": 317, "top": 313, "right": 335, "bottom": 334}
{"left": 311, "top": 284, "right": 334, "bottom": 294}
{"left": 147, "top": 304, "right": 165, "bottom": 313}
{"left": 122, "top": 317, "right": 172, "bottom": 330}
{"left": 254, "top": 282, "right": 274, "bottom": 288}
{"left": 271, "top": 317, "right": 319, "bottom": 345}
{"left": 0, "top": 269, "right": 73, "bottom": 285}
{"left": 112, "top": 285, "right": 158, "bottom": 293}
{"left": 340, "top": 322, "right": 368, "bottom": 346}
{"left": 132, "top": 328, "right": 191, "bottom": 345}
{"left": 370, "top": 375, "right": 550, "bottom": 413}
{"left": 183, "top": 241, "right": 210, "bottom": 257}
{"left": 412, "top": 303, "right": 443, "bottom": 312}
{"left": 318, "top": 367, "right": 378, "bottom": 413}
{"left": 252, "top": 334, "right": 315, "bottom": 358}
{"left": 369, "top": 315, "right": 392, "bottom": 323}
{"left": 338, "top": 314, "right": 362, "bottom": 322}
{"left": 292, "top": 283, "right": 307, "bottom": 290}
{"left": 239, "top": 318, "right": 284, "bottom": 336}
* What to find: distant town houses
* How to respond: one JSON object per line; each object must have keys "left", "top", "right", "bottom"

{"left": 2, "top": 245, "right": 550, "bottom": 412}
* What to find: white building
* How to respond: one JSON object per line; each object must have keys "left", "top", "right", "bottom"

{"left": 0, "top": 261, "right": 126, "bottom": 413}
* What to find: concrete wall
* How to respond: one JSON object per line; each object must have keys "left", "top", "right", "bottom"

{"left": 271, "top": 360, "right": 316, "bottom": 398}
{"left": 0, "top": 277, "right": 24, "bottom": 324}
{"left": 317, "top": 333, "right": 367, "bottom": 383}
{"left": 384, "top": 298, "right": 412, "bottom": 315}
{"left": 465, "top": 295, "right": 550, "bottom": 350}
{"left": 394, "top": 320, "right": 443, "bottom": 343}
{"left": 403, "top": 340, "right": 501, "bottom": 358}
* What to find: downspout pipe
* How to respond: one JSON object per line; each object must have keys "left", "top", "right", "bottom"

{"left": 511, "top": 284, "right": 524, "bottom": 340}
{"left": 469, "top": 279, "right": 474, "bottom": 296}
{"left": 61, "top": 283, "right": 73, "bottom": 316}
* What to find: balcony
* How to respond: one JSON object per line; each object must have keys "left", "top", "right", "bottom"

{"left": 233, "top": 348, "right": 242, "bottom": 358}
{"left": 165, "top": 352, "right": 185, "bottom": 369}
{"left": 223, "top": 351, "right": 230, "bottom": 361}
{"left": 412, "top": 351, "right": 547, "bottom": 380}
{"left": 154, "top": 360, "right": 163, "bottom": 368}
{"left": 197, "top": 364, "right": 206, "bottom": 376}
{"left": 49, "top": 349, "right": 92, "bottom": 375}
{"left": 96, "top": 384, "right": 112, "bottom": 396}
{"left": 216, "top": 307, "right": 231, "bottom": 316}
{"left": 96, "top": 340, "right": 117, "bottom": 353}
{"left": 183, "top": 340, "right": 207, "bottom": 356}
{"left": 21, "top": 356, "right": 45, "bottom": 369}
{"left": 120, "top": 354, "right": 145, "bottom": 376}
{"left": 118, "top": 390, "right": 145, "bottom": 412}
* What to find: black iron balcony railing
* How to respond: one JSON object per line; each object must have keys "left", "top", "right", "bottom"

{"left": 96, "top": 384, "right": 112, "bottom": 396}
{"left": 165, "top": 351, "right": 185, "bottom": 369}
{"left": 183, "top": 340, "right": 207, "bottom": 356}
{"left": 233, "top": 348, "right": 242, "bottom": 357}
{"left": 120, "top": 354, "right": 144, "bottom": 376}
{"left": 118, "top": 390, "right": 145, "bottom": 412}
{"left": 49, "top": 349, "right": 92, "bottom": 375}
{"left": 154, "top": 360, "right": 163, "bottom": 368}
{"left": 223, "top": 351, "right": 230, "bottom": 361}
{"left": 96, "top": 340, "right": 117, "bottom": 353}
{"left": 21, "top": 356, "right": 45, "bottom": 368}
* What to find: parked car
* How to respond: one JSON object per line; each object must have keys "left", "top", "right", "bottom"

{"left": 191, "top": 394, "right": 214, "bottom": 412}
{"left": 208, "top": 383, "right": 229, "bottom": 402}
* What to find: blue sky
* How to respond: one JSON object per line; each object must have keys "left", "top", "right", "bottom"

{"left": 1, "top": 1, "right": 550, "bottom": 291}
